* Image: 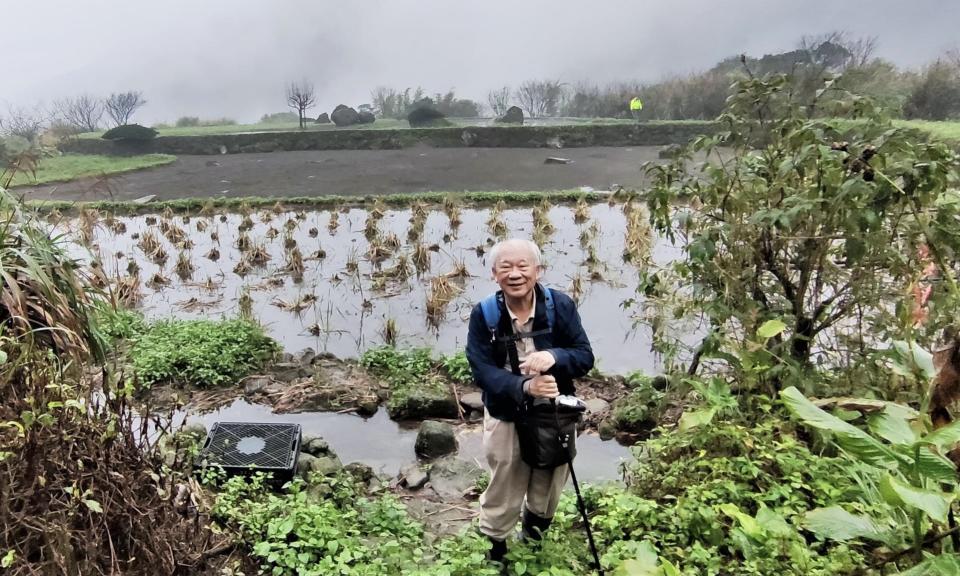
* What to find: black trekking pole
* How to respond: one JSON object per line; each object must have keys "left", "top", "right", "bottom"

{"left": 559, "top": 418, "right": 603, "bottom": 576}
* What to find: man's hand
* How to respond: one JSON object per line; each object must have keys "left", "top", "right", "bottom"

{"left": 519, "top": 351, "right": 555, "bottom": 375}
{"left": 527, "top": 374, "right": 559, "bottom": 399}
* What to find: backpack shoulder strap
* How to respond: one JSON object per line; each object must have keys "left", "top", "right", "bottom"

{"left": 542, "top": 286, "right": 556, "bottom": 332}
{"left": 479, "top": 292, "right": 501, "bottom": 338}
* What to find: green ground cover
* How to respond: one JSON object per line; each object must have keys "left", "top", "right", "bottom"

{"left": 8, "top": 153, "right": 176, "bottom": 187}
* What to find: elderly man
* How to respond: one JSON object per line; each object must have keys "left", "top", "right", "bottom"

{"left": 466, "top": 238, "right": 594, "bottom": 564}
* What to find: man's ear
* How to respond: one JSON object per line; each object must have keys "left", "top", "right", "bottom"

{"left": 536, "top": 265, "right": 545, "bottom": 280}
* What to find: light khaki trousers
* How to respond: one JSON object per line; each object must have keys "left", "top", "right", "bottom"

{"left": 479, "top": 409, "right": 571, "bottom": 540}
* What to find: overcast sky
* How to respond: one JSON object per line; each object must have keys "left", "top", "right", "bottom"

{"left": 3, "top": 0, "right": 958, "bottom": 124}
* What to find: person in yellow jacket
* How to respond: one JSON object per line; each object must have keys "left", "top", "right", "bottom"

{"left": 630, "top": 96, "right": 643, "bottom": 122}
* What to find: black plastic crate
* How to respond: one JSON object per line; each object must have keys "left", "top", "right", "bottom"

{"left": 198, "top": 422, "right": 301, "bottom": 483}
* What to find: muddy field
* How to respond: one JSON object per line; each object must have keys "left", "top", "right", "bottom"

{"left": 26, "top": 146, "right": 665, "bottom": 201}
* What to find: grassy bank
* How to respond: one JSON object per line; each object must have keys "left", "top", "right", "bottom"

{"left": 28, "top": 188, "right": 618, "bottom": 215}
{"left": 9, "top": 153, "right": 177, "bottom": 187}
{"left": 895, "top": 119, "right": 960, "bottom": 143}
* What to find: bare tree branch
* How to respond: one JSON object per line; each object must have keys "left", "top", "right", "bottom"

{"left": 487, "top": 87, "right": 511, "bottom": 117}
{"left": 53, "top": 95, "right": 103, "bottom": 133}
{"left": 103, "top": 91, "right": 147, "bottom": 127}
{"left": 286, "top": 79, "right": 316, "bottom": 130}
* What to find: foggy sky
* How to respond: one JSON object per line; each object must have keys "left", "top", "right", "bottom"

{"left": 3, "top": 0, "right": 958, "bottom": 124}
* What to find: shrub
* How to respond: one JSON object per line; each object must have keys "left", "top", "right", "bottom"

{"left": 174, "top": 116, "right": 200, "bottom": 127}
{"left": 94, "top": 305, "right": 147, "bottom": 343}
{"left": 101, "top": 124, "right": 158, "bottom": 141}
{"left": 130, "top": 318, "right": 279, "bottom": 387}
{"left": 440, "top": 351, "right": 471, "bottom": 384}
{"left": 259, "top": 111, "right": 299, "bottom": 124}
{"left": 407, "top": 105, "right": 450, "bottom": 127}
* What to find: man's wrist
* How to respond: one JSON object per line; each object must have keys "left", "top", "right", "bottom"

{"left": 522, "top": 376, "right": 533, "bottom": 395}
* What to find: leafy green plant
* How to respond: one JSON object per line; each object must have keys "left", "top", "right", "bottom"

{"left": 130, "top": 318, "right": 278, "bottom": 387}
{"left": 441, "top": 351, "right": 472, "bottom": 384}
{"left": 360, "top": 346, "right": 454, "bottom": 418}
{"left": 644, "top": 74, "right": 960, "bottom": 391}
{"left": 93, "top": 304, "right": 147, "bottom": 343}
{"left": 781, "top": 385, "right": 960, "bottom": 563}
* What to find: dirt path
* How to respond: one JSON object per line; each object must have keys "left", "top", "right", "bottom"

{"left": 21, "top": 146, "right": 664, "bottom": 202}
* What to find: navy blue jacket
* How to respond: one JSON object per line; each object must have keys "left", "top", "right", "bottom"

{"left": 466, "top": 284, "right": 594, "bottom": 422}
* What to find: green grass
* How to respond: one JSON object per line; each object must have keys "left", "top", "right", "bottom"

{"left": 895, "top": 119, "right": 960, "bottom": 143}
{"left": 78, "top": 118, "right": 411, "bottom": 139}
{"left": 9, "top": 154, "right": 177, "bottom": 187}
{"left": 28, "top": 188, "right": 624, "bottom": 216}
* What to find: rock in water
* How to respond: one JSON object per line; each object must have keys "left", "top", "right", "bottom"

{"left": 331, "top": 105, "right": 360, "bottom": 127}
{"left": 315, "top": 112, "right": 331, "bottom": 124}
{"left": 495, "top": 106, "right": 524, "bottom": 124}
{"left": 544, "top": 157, "right": 572, "bottom": 165}
{"left": 415, "top": 420, "right": 457, "bottom": 459}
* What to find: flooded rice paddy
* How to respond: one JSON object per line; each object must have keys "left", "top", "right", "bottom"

{"left": 72, "top": 199, "right": 685, "bottom": 374}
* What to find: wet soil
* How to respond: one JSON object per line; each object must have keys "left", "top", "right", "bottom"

{"left": 22, "top": 147, "right": 664, "bottom": 202}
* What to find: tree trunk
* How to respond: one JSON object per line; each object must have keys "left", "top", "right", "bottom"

{"left": 790, "top": 315, "right": 814, "bottom": 365}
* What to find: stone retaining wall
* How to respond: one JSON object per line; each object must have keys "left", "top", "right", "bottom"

{"left": 59, "top": 122, "right": 719, "bottom": 156}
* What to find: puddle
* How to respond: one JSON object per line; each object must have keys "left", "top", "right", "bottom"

{"left": 182, "top": 399, "right": 633, "bottom": 483}
{"left": 71, "top": 202, "right": 695, "bottom": 374}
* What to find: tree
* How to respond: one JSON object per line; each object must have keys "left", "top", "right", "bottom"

{"left": 487, "top": 87, "right": 511, "bottom": 117}
{"left": 53, "top": 95, "right": 103, "bottom": 133}
{"left": 0, "top": 105, "right": 46, "bottom": 142}
{"left": 285, "top": 80, "right": 316, "bottom": 129}
{"left": 515, "top": 79, "right": 565, "bottom": 117}
{"left": 904, "top": 60, "right": 960, "bottom": 120}
{"left": 104, "top": 91, "right": 146, "bottom": 127}
{"left": 643, "top": 75, "right": 960, "bottom": 391}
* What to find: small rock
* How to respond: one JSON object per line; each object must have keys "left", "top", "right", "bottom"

{"left": 495, "top": 106, "right": 524, "bottom": 124}
{"left": 357, "top": 399, "right": 380, "bottom": 416}
{"left": 132, "top": 194, "right": 156, "bottom": 205}
{"left": 315, "top": 112, "right": 331, "bottom": 124}
{"left": 598, "top": 419, "right": 617, "bottom": 441}
{"left": 241, "top": 375, "right": 272, "bottom": 396}
{"left": 306, "top": 482, "right": 332, "bottom": 502}
{"left": 546, "top": 136, "right": 563, "bottom": 149}
{"left": 296, "top": 347, "right": 317, "bottom": 366}
{"left": 310, "top": 454, "right": 343, "bottom": 476}
{"left": 180, "top": 422, "right": 208, "bottom": 441}
{"left": 415, "top": 421, "right": 458, "bottom": 459}
{"left": 659, "top": 144, "right": 682, "bottom": 159}
{"left": 544, "top": 157, "right": 572, "bottom": 165}
{"left": 584, "top": 398, "right": 610, "bottom": 415}
{"left": 296, "top": 453, "right": 317, "bottom": 479}
{"left": 271, "top": 362, "right": 310, "bottom": 383}
{"left": 460, "top": 392, "right": 484, "bottom": 412}
{"left": 651, "top": 375, "right": 670, "bottom": 391}
{"left": 400, "top": 463, "right": 429, "bottom": 490}
{"left": 345, "top": 462, "right": 374, "bottom": 483}
{"left": 301, "top": 436, "right": 332, "bottom": 457}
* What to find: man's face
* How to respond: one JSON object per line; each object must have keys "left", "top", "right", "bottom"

{"left": 493, "top": 242, "right": 541, "bottom": 300}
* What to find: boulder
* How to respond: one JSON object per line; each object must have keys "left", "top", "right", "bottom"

{"left": 495, "top": 106, "right": 524, "bottom": 124}
{"left": 400, "top": 463, "right": 429, "bottom": 490}
{"left": 315, "top": 112, "right": 331, "bottom": 124}
{"left": 459, "top": 392, "right": 484, "bottom": 413}
{"left": 415, "top": 420, "right": 457, "bottom": 459}
{"left": 357, "top": 111, "right": 376, "bottom": 124}
{"left": 429, "top": 456, "right": 483, "bottom": 500}
{"left": 331, "top": 105, "right": 360, "bottom": 127}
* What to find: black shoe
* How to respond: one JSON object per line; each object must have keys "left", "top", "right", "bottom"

{"left": 521, "top": 508, "right": 553, "bottom": 541}
{"left": 488, "top": 536, "right": 507, "bottom": 563}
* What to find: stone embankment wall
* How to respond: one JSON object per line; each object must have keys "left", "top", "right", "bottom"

{"left": 59, "top": 122, "right": 718, "bottom": 156}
